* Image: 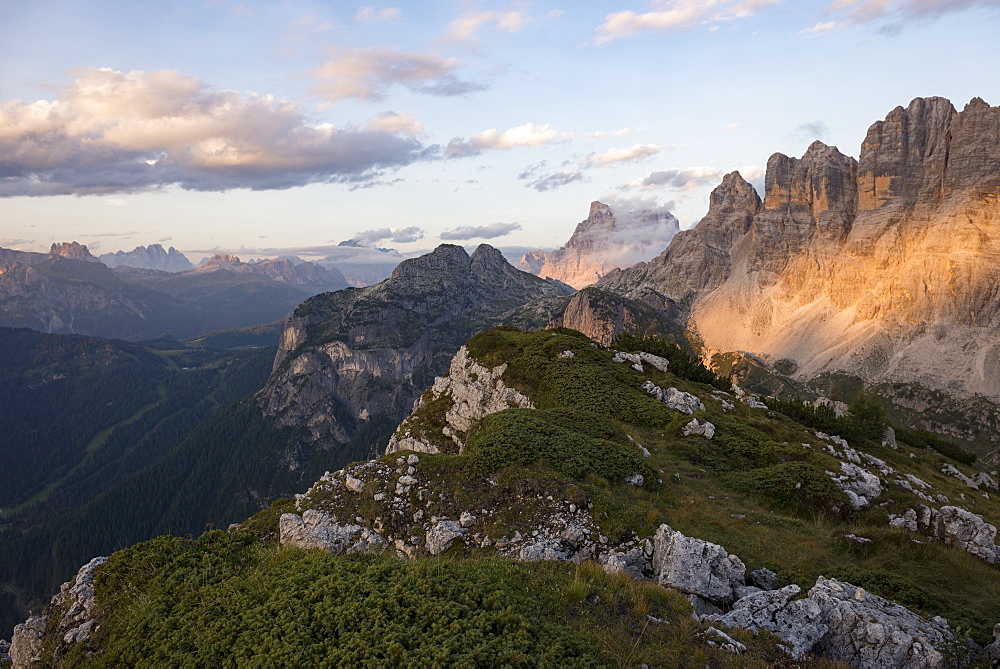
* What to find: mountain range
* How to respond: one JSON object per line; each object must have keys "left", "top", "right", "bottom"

{"left": 4, "top": 95, "right": 1000, "bottom": 666}
{"left": 0, "top": 242, "right": 348, "bottom": 341}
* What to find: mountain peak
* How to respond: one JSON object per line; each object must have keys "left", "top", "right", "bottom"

{"left": 49, "top": 241, "right": 98, "bottom": 262}
{"left": 390, "top": 244, "right": 470, "bottom": 279}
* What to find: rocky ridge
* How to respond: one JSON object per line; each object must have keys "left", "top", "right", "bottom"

{"left": 599, "top": 97, "right": 1000, "bottom": 405}
{"left": 256, "top": 244, "right": 573, "bottom": 456}
{"left": 99, "top": 244, "right": 194, "bottom": 272}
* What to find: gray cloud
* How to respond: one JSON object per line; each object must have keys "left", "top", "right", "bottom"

{"left": 518, "top": 162, "right": 589, "bottom": 192}
{"left": 0, "top": 68, "right": 432, "bottom": 197}
{"left": 621, "top": 167, "right": 724, "bottom": 191}
{"left": 347, "top": 226, "right": 425, "bottom": 246}
{"left": 440, "top": 222, "right": 521, "bottom": 240}
{"left": 794, "top": 120, "right": 830, "bottom": 142}
{"left": 310, "top": 47, "right": 486, "bottom": 102}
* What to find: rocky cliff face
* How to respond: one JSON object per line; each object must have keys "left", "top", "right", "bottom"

{"left": 601, "top": 97, "right": 1000, "bottom": 400}
{"left": 99, "top": 244, "right": 193, "bottom": 272}
{"left": 256, "top": 244, "right": 573, "bottom": 456}
{"left": 518, "top": 201, "right": 680, "bottom": 289}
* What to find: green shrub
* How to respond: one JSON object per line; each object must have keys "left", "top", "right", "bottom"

{"left": 725, "top": 461, "right": 849, "bottom": 513}
{"left": 612, "top": 333, "right": 729, "bottom": 390}
{"left": 466, "top": 408, "right": 653, "bottom": 484}
{"left": 895, "top": 427, "right": 977, "bottom": 465}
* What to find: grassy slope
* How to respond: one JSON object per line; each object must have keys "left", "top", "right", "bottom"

{"left": 25, "top": 327, "right": 1000, "bottom": 664}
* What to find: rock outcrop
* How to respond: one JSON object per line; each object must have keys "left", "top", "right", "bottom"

{"left": 387, "top": 345, "right": 534, "bottom": 454}
{"left": 599, "top": 97, "right": 1000, "bottom": 402}
{"left": 712, "top": 577, "right": 952, "bottom": 666}
{"left": 257, "top": 244, "right": 573, "bottom": 454}
{"left": 651, "top": 524, "right": 746, "bottom": 607}
{"left": 518, "top": 201, "right": 680, "bottom": 289}
{"left": 9, "top": 556, "right": 108, "bottom": 668}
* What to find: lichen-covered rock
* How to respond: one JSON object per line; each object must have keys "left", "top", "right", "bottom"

{"left": 826, "top": 461, "right": 882, "bottom": 509}
{"left": 651, "top": 524, "right": 746, "bottom": 606}
{"left": 642, "top": 381, "right": 705, "bottom": 414}
{"left": 9, "top": 616, "right": 46, "bottom": 669}
{"left": 931, "top": 506, "right": 999, "bottom": 564}
{"left": 941, "top": 463, "right": 980, "bottom": 489}
{"left": 709, "top": 585, "right": 827, "bottom": 659}
{"left": 279, "top": 510, "right": 384, "bottom": 554}
{"left": 714, "top": 577, "right": 953, "bottom": 666}
{"left": 974, "top": 471, "right": 999, "bottom": 490}
{"left": 809, "top": 577, "right": 950, "bottom": 668}
{"left": 387, "top": 345, "right": 534, "bottom": 454}
{"left": 889, "top": 508, "right": 919, "bottom": 532}
{"left": 682, "top": 418, "right": 715, "bottom": 439}
{"left": 426, "top": 520, "right": 466, "bottom": 555}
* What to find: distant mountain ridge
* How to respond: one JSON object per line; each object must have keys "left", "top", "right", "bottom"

{"left": 0, "top": 243, "right": 348, "bottom": 340}
{"left": 99, "top": 244, "right": 193, "bottom": 272}
{"left": 518, "top": 201, "right": 680, "bottom": 289}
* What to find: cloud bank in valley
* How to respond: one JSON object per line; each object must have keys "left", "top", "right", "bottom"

{"left": 0, "top": 68, "right": 432, "bottom": 197}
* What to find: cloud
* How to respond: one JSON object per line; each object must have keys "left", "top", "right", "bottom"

{"left": 620, "top": 166, "right": 727, "bottom": 192}
{"left": 595, "top": 0, "right": 783, "bottom": 44}
{"left": 446, "top": 123, "right": 572, "bottom": 157}
{"left": 0, "top": 68, "right": 431, "bottom": 197}
{"left": 803, "top": 0, "right": 996, "bottom": 34}
{"left": 309, "top": 47, "right": 485, "bottom": 102}
{"left": 346, "top": 226, "right": 425, "bottom": 246}
{"left": 584, "top": 128, "right": 632, "bottom": 139}
{"left": 364, "top": 111, "right": 424, "bottom": 136}
{"left": 583, "top": 143, "right": 661, "bottom": 167}
{"left": 719, "top": 122, "right": 741, "bottom": 132}
{"left": 518, "top": 162, "right": 590, "bottom": 192}
{"left": 158, "top": 237, "right": 173, "bottom": 242}
{"left": 355, "top": 6, "right": 400, "bottom": 22}
{"left": 230, "top": 4, "right": 254, "bottom": 17}
{"left": 444, "top": 9, "right": 529, "bottom": 41}
{"left": 0, "top": 237, "right": 36, "bottom": 248}
{"left": 440, "top": 222, "right": 522, "bottom": 240}
{"left": 794, "top": 120, "right": 830, "bottom": 141}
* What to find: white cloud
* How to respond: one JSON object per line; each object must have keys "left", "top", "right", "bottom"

{"left": 546, "top": 9, "right": 566, "bottom": 19}
{"left": 363, "top": 111, "right": 424, "bottom": 136}
{"left": 719, "top": 122, "right": 741, "bottom": 132}
{"left": 440, "top": 222, "right": 522, "bottom": 240}
{"left": 0, "top": 68, "right": 429, "bottom": 197}
{"left": 584, "top": 143, "right": 661, "bottom": 167}
{"left": 584, "top": 128, "right": 632, "bottom": 139}
{"left": 310, "top": 46, "right": 485, "bottom": 101}
{"left": 595, "top": 0, "right": 783, "bottom": 44}
{"left": 446, "top": 123, "right": 572, "bottom": 157}
{"left": 445, "top": 8, "right": 529, "bottom": 41}
{"left": 355, "top": 6, "right": 401, "bottom": 22}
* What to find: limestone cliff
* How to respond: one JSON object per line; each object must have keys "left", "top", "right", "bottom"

{"left": 601, "top": 97, "right": 1000, "bottom": 403}
{"left": 518, "top": 201, "right": 680, "bottom": 289}
{"left": 256, "top": 244, "right": 573, "bottom": 456}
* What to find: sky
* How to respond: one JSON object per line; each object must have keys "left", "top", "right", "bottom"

{"left": 1, "top": 0, "right": 998, "bottom": 263}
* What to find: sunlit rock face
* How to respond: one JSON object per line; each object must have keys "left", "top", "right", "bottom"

{"left": 518, "top": 201, "right": 680, "bottom": 289}
{"left": 600, "top": 97, "right": 1000, "bottom": 398}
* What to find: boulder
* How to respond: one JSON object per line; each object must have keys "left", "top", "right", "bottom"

{"left": 809, "top": 577, "right": 950, "bottom": 668}
{"left": 931, "top": 506, "right": 999, "bottom": 563}
{"left": 651, "top": 524, "right": 746, "bottom": 606}
{"left": 826, "top": 462, "right": 882, "bottom": 509}
{"left": 426, "top": 520, "right": 466, "bottom": 555}
{"left": 682, "top": 418, "right": 715, "bottom": 439}
{"left": 642, "top": 381, "right": 705, "bottom": 414}
{"left": 709, "top": 585, "right": 827, "bottom": 659}
{"left": 279, "top": 511, "right": 383, "bottom": 554}
{"left": 9, "top": 616, "right": 46, "bottom": 668}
